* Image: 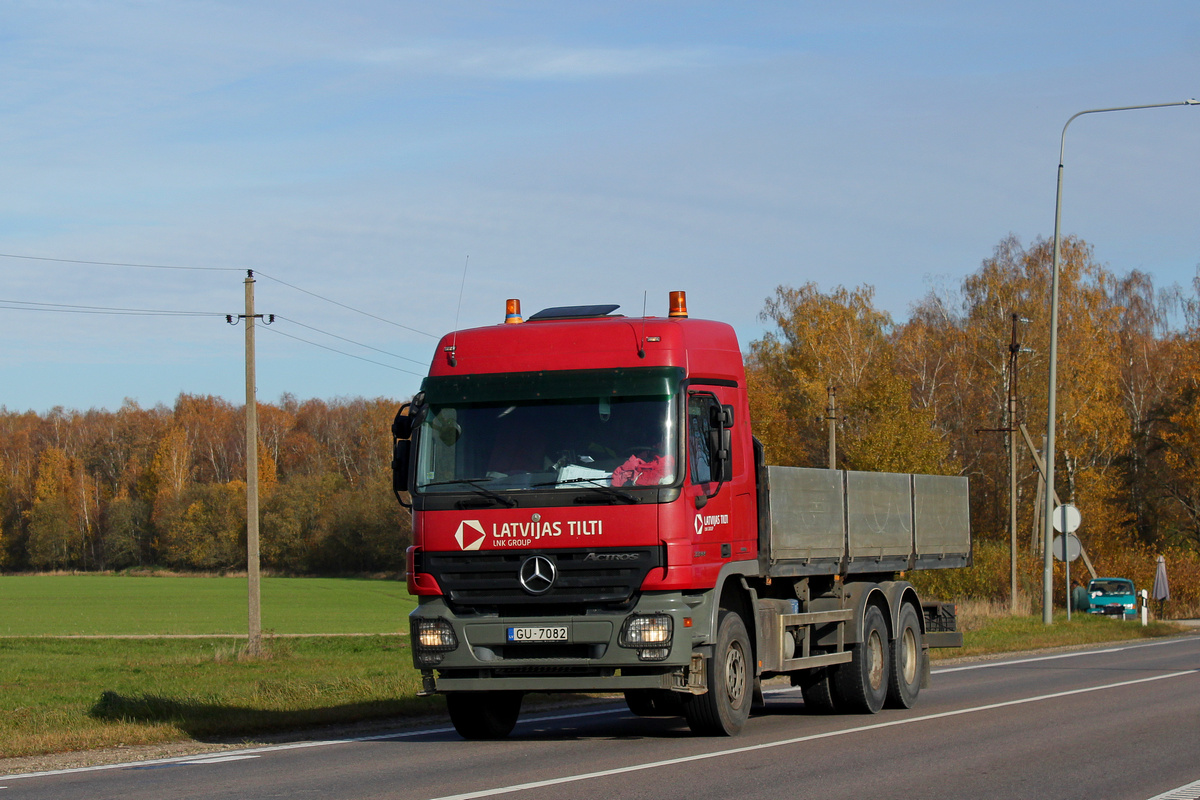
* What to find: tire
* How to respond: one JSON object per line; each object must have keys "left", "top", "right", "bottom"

{"left": 794, "top": 666, "right": 841, "bottom": 714}
{"left": 446, "top": 691, "right": 523, "bottom": 740}
{"left": 684, "top": 611, "right": 753, "bottom": 736}
{"left": 886, "top": 603, "right": 923, "bottom": 709}
{"left": 833, "top": 604, "right": 890, "bottom": 714}
{"left": 624, "top": 689, "right": 683, "bottom": 717}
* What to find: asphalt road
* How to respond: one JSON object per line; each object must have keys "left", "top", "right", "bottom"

{"left": 6, "top": 636, "right": 1199, "bottom": 800}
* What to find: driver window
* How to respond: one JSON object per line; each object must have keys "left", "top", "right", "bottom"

{"left": 688, "top": 395, "right": 716, "bottom": 485}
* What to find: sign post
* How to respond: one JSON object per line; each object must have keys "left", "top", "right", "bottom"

{"left": 1052, "top": 504, "right": 1081, "bottom": 620}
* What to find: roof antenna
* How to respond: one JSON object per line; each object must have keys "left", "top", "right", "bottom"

{"left": 638, "top": 290, "right": 647, "bottom": 358}
{"left": 447, "top": 255, "right": 468, "bottom": 367}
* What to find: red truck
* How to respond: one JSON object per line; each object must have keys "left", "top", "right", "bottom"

{"left": 391, "top": 293, "right": 968, "bottom": 738}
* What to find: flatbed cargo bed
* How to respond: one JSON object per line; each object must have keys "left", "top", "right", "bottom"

{"left": 761, "top": 467, "right": 971, "bottom": 576}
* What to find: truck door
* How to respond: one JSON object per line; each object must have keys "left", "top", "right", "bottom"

{"left": 687, "top": 391, "right": 736, "bottom": 569}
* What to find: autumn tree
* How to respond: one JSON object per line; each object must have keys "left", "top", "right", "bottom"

{"left": 26, "top": 448, "right": 86, "bottom": 569}
{"left": 748, "top": 283, "right": 956, "bottom": 475}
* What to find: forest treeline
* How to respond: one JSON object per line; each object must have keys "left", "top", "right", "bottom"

{"left": 3, "top": 233, "right": 1199, "bottom": 583}
{"left": 747, "top": 234, "right": 1200, "bottom": 570}
{"left": 0, "top": 394, "right": 408, "bottom": 573}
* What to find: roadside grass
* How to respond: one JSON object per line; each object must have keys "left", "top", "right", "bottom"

{"left": 932, "top": 598, "right": 1188, "bottom": 660}
{"left": 0, "top": 575, "right": 416, "bottom": 636}
{"left": 0, "top": 636, "right": 440, "bottom": 759}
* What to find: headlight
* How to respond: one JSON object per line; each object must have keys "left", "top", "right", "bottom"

{"left": 411, "top": 618, "right": 459, "bottom": 666}
{"left": 620, "top": 614, "right": 673, "bottom": 660}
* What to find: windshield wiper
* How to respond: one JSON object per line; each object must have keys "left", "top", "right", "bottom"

{"left": 541, "top": 476, "right": 640, "bottom": 504}
{"left": 421, "top": 478, "right": 517, "bottom": 508}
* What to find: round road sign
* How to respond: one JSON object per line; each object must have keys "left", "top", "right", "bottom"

{"left": 1052, "top": 533, "right": 1081, "bottom": 562}
{"left": 1052, "top": 503, "right": 1081, "bottom": 534}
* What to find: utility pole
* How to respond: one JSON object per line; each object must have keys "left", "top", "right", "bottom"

{"left": 228, "top": 271, "right": 271, "bottom": 657}
{"left": 976, "top": 313, "right": 1029, "bottom": 614}
{"left": 825, "top": 385, "right": 838, "bottom": 470}
{"left": 245, "top": 272, "right": 261, "bottom": 657}
{"left": 1006, "top": 315, "right": 1030, "bottom": 614}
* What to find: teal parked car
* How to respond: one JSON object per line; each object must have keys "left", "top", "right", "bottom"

{"left": 1087, "top": 577, "right": 1137, "bottom": 620}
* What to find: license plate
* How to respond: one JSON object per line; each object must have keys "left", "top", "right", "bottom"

{"left": 507, "top": 626, "right": 569, "bottom": 642}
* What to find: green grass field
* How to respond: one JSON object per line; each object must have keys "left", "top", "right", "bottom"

{"left": 0, "top": 575, "right": 417, "bottom": 636}
{"left": 0, "top": 636, "right": 439, "bottom": 759}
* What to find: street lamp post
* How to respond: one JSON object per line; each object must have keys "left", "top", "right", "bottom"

{"left": 1042, "top": 99, "right": 1199, "bottom": 624}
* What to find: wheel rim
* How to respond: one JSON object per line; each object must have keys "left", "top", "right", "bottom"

{"left": 866, "top": 629, "right": 885, "bottom": 690}
{"left": 725, "top": 641, "right": 747, "bottom": 707}
{"left": 901, "top": 627, "right": 918, "bottom": 685}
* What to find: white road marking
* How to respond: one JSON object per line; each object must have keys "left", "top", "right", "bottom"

{"left": 179, "top": 755, "right": 261, "bottom": 765}
{"left": 1146, "top": 778, "right": 1200, "bottom": 800}
{"left": 426, "top": 669, "right": 1200, "bottom": 800}
{"left": 932, "top": 636, "right": 1193, "bottom": 674}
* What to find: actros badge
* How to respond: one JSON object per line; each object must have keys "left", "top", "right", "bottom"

{"left": 518, "top": 555, "right": 557, "bottom": 595}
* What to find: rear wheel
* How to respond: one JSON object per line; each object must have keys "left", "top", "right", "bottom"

{"left": 684, "top": 611, "right": 752, "bottom": 735}
{"left": 886, "top": 603, "right": 923, "bottom": 709}
{"left": 834, "top": 604, "right": 889, "bottom": 714}
{"left": 446, "top": 691, "right": 523, "bottom": 739}
{"left": 794, "top": 666, "right": 841, "bottom": 714}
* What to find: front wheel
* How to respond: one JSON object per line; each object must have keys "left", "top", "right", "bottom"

{"left": 683, "top": 611, "right": 752, "bottom": 736}
{"left": 446, "top": 691, "right": 523, "bottom": 739}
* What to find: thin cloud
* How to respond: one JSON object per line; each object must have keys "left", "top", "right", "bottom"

{"left": 358, "top": 43, "right": 724, "bottom": 80}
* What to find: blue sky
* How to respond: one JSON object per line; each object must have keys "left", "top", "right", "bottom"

{"left": 2, "top": 1, "right": 1198, "bottom": 413}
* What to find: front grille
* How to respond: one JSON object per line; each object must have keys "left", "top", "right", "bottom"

{"left": 490, "top": 666, "right": 613, "bottom": 678}
{"left": 421, "top": 547, "right": 662, "bottom": 612}
{"left": 497, "top": 644, "right": 596, "bottom": 660}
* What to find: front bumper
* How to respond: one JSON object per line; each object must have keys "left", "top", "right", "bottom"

{"left": 1088, "top": 606, "right": 1136, "bottom": 620}
{"left": 410, "top": 591, "right": 710, "bottom": 694}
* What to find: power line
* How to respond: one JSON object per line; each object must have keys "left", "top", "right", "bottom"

{"left": 272, "top": 315, "right": 430, "bottom": 366}
{"left": 0, "top": 252, "right": 441, "bottom": 339}
{"left": 260, "top": 325, "right": 427, "bottom": 377}
{"left": 0, "top": 298, "right": 223, "bottom": 317}
{"left": 0, "top": 252, "right": 240, "bottom": 272}
{"left": 254, "top": 271, "right": 439, "bottom": 339}
{"left": 1, "top": 297, "right": 430, "bottom": 375}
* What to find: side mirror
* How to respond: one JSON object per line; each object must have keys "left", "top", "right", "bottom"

{"left": 706, "top": 427, "right": 733, "bottom": 483}
{"left": 708, "top": 404, "right": 734, "bottom": 429}
{"left": 392, "top": 403, "right": 413, "bottom": 440}
{"left": 717, "top": 428, "right": 732, "bottom": 482}
{"left": 392, "top": 439, "right": 412, "bottom": 508}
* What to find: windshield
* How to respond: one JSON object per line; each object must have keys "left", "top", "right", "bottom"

{"left": 415, "top": 369, "right": 680, "bottom": 493}
{"left": 1090, "top": 580, "right": 1134, "bottom": 596}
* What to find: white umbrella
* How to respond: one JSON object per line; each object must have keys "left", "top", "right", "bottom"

{"left": 1152, "top": 555, "right": 1170, "bottom": 602}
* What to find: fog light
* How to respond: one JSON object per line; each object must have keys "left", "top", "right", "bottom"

{"left": 411, "top": 618, "right": 459, "bottom": 666}
{"left": 620, "top": 614, "right": 673, "bottom": 648}
{"left": 638, "top": 647, "right": 671, "bottom": 661}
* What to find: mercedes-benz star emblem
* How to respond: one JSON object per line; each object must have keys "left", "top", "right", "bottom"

{"left": 518, "top": 555, "right": 557, "bottom": 595}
